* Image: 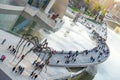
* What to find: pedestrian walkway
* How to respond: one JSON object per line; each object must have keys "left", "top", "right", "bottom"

{"left": 0, "top": 30, "right": 70, "bottom": 80}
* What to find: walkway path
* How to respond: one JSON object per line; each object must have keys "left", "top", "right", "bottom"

{"left": 42, "top": 17, "right": 109, "bottom": 67}
{"left": 0, "top": 29, "right": 70, "bottom": 80}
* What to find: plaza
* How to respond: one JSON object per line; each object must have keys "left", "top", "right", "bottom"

{"left": 0, "top": 0, "right": 120, "bottom": 80}
{"left": 0, "top": 14, "right": 109, "bottom": 80}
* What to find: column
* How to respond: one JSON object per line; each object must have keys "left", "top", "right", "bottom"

{"left": 44, "top": 0, "right": 56, "bottom": 14}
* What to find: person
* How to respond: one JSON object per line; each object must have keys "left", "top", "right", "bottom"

{"left": 10, "top": 47, "right": 16, "bottom": 54}
{"left": 13, "top": 49, "right": 16, "bottom": 54}
{"left": 20, "top": 67, "right": 24, "bottom": 75}
{"left": 32, "top": 72, "right": 36, "bottom": 78}
{"left": 21, "top": 55, "right": 25, "bottom": 60}
{"left": 0, "top": 55, "right": 6, "bottom": 62}
{"left": 27, "top": 42, "right": 31, "bottom": 47}
{"left": 18, "top": 66, "right": 22, "bottom": 74}
{"left": 56, "top": 60, "right": 59, "bottom": 64}
{"left": 32, "top": 60, "right": 37, "bottom": 65}
{"left": 51, "top": 14, "right": 59, "bottom": 20}
{"left": 10, "top": 46, "right": 14, "bottom": 52}
{"left": 8, "top": 45, "right": 12, "bottom": 50}
{"left": 12, "top": 67, "right": 16, "bottom": 72}
{"left": 1, "top": 39, "right": 6, "bottom": 45}
{"left": 34, "top": 74, "right": 38, "bottom": 80}
{"left": 30, "top": 71, "right": 34, "bottom": 77}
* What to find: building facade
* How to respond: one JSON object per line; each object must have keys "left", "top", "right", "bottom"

{"left": 0, "top": 0, "right": 69, "bottom": 39}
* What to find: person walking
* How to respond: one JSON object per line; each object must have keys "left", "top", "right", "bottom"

{"left": 34, "top": 74, "right": 38, "bottom": 80}
{"left": 8, "top": 45, "right": 12, "bottom": 50}
{"left": 27, "top": 42, "right": 31, "bottom": 47}
{"left": 0, "top": 55, "right": 6, "bottom": 62}
{"left": 32, "top": 60, "right": 37, "bottom": 65}
{"left": 20, "top": 67, "right": 24, "bottom": 75}
{"left": 1, "top": 39, "right": 6, "bottom": 45}
{"left": 30, "top": 71, "right": 34, "bottom": 77}
{"left": 56, "top": 60, "right": 59, "bottom": 64}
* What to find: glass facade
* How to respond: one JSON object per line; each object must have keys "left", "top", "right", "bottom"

{"left": 12, "top": 16, "right": 37, "bottom": 34}
{"left": 28, "top": 0, "right": 50, "bottom": 9}
{"left": 0, "top": 14, "right": 19, "bottom": 31}
{"left": 0, "top": 0, "right": 28, "bottom": 33}
{"left": 0, "top": 0, "right": 51, "bottom": 38}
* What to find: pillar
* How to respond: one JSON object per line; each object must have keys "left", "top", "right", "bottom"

{"left": 44, "top": 0, "right": 56, "bottom": 14}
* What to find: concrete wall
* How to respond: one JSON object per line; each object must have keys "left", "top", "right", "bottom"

{"left": 52, "top": 0, "right": 69, "bottom": 18}
{"left": 114, "top": 26, "right": 120, "bottom": 33}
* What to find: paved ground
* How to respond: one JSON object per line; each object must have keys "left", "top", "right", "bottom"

{"left": 0, "top": 16, "right": 109, "bottom": 79}
{"left": 0, "top": 69, "right": 12, "bottom": 80}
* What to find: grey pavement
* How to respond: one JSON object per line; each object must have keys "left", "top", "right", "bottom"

{"left": 0, "top": 69, "right": 12, "bottom": 80}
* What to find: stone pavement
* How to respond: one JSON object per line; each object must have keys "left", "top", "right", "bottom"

{"left": 0, "top": 29, "right": 70, "bottom": 80}
{"left": 0, "top": 69, "right": 12, "bottom": 80}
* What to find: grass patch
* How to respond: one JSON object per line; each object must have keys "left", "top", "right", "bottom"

{"left": 70, "top": 6, "right": 80, "bottom": 12}
{"left": 72, "top": 71, "right": 94, "bottom": 80}
{"left": 86, "top": 18, "right": 102, "bottom": 25}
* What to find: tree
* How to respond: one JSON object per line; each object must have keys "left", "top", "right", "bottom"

{"left": 84, "top": 0, "right": 90, "bottom": 12}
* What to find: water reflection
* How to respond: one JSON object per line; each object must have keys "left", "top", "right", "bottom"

{"left": 93, "top": 29, "right": 120, "bottom": 80}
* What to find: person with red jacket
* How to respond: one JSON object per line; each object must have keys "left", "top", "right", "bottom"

{"left": 0, "top": 55, "right": 6, "bottom": 62}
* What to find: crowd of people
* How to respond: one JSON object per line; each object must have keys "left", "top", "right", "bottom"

{"left": 92, "top": 31, "right": 109, "bottom": 62}
{"left": 64, "top": 51, "right": 78, "bottom": 64}
{"left": 12, "top": 65, "right": 25, "bottom": 75}
{"left": 32, "top": 60, "right": 45, "bottom": 71}
{"left": 7, "top": 45, "right": 16, "bottom": 54}
{"left": 30, "top": 71, "right": 38, "bottom": 80}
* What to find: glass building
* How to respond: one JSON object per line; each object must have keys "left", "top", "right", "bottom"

{"left": 0, "top": 0, "right": 69, "bottom": 39}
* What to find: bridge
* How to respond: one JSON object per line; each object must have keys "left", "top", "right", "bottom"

{"left": 38, "top": 24, "right": 110, "bottom": 68}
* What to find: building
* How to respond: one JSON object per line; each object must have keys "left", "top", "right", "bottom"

{"left": 0, "top": 0, "right": 69, "bottom": 39}
{"left": 110, "top": 2, "right": 120, "bottom": 19}
{"left": 98, "top": 0, "right": 114, "bottom": 10}
{"left": 98, "top": 0, "right": 120, "bottom": 19}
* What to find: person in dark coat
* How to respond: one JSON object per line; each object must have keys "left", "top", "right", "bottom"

{"left": 34, "top": 74, "right": 38, "bottom": 80}
{"left": 1, "top": 39, "right": 6, "bottom": 45}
